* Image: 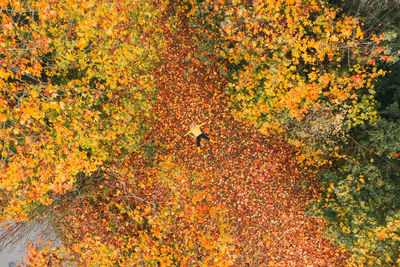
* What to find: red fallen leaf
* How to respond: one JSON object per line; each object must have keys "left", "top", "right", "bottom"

{"left": 1, "top": 48, "right": 6, "bottom": 53}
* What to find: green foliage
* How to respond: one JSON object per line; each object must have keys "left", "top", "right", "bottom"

{"left": 310, "top": 60, "right": 400, "bottom": 265}
{"left": 309, "top": 153, "right": 400, "bottom": 264}
{"left": 375, "top": 62, "right": 400, "bottom": 117}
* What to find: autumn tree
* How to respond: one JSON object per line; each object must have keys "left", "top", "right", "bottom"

{"left": 0, "top": 0, "right": 161, "bottom": 222}
{"left": 180, "top": 0, "right": 393, "bottom": 163}
{"left": 303, "top": 2, "right": 400, "bottom": 264}
{"left": 308, "top": 61, "right": 400, "bottom": 265}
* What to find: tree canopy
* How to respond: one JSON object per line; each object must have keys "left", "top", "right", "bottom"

{"left": 1, "top": 0, "right": 399, "bottom": 265}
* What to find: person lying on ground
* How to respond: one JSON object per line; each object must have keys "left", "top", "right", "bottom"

{"left": 184, "top": 122, "right": 216, "bottom": 153}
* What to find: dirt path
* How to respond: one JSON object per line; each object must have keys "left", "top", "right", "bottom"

{"left": 147, "top": 22, "right": 348, "bottom": 265}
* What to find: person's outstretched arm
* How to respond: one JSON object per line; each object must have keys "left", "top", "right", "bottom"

{"left": 184, "top": 130, "right": 192, "bottom": 137}
{"left": 199, "top": 121, "right": 208, "bottom": 127}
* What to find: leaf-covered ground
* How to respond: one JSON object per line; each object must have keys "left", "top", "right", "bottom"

{"left": 144, "top": 18, "right": 349, "bottom": 265}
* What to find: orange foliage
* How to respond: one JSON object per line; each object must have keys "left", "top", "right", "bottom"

{"left": 0, "top": 0, "right": 366, "bottom": 265}
{"left": 0, "top": 0, "right": 159, "bottom": 221}
{"left": 185, "top": 0, "right": 389, "bottom": 135}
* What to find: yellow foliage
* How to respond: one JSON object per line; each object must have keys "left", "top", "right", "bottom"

{"left": 0, "top": 0, "right": 161, "bottom": 222}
